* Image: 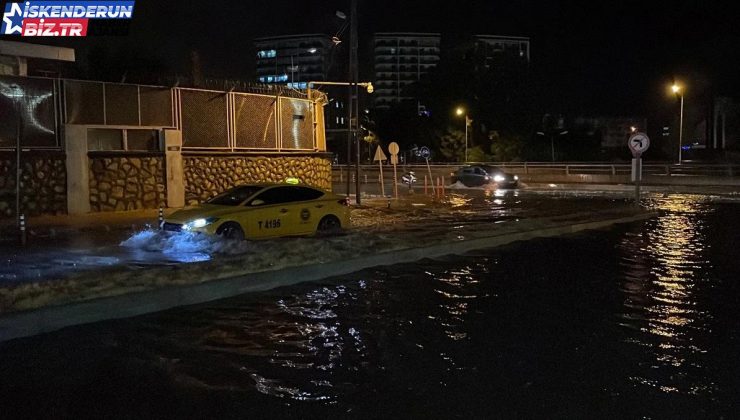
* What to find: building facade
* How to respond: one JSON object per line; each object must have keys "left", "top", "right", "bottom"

{"left": 372, "top": 33, "right": 441, "bottom": 112}
{"left": 254, "top": 34, "right": 336, "bottom": 90}
{"left": 474, "top": 35, "right": 530, "bottom": 65}
{"left": 0, "top": 40, "right": 75, "bottom": 77}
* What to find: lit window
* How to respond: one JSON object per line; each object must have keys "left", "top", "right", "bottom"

{"left": 257, "top": 50, "right": 277, "bottom": 58}
{"left": 340, "top": 117, "right": 345, "bottom": 124}
{"left": 336, "top": 117, "right": 340, "bottom": 124}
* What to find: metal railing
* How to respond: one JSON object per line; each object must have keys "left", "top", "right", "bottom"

{"left": 331, "top": 162, "right": 739, "bottom": 179}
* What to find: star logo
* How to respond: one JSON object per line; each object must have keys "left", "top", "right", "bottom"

{"left": 2, "top": 3, "right": 24, "bottom": 35}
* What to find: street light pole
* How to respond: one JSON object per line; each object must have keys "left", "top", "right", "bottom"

{"left": 350, "top": 0, "right": 360, "bottom": 205}
{"left": 672, "top": 83, "right": 685, "bottom": 165}
{"left": 464, "top": 115, "right": 468, "bottom": 162}
{"left": 550, "top": 134, "right": 555, "bottom": 162}
{"left": 678, "top": 93, "right": 684, "bottom": 164}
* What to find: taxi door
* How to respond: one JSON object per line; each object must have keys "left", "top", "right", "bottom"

{"left": 243, "top": 186, "right": 299, "bottom": 239}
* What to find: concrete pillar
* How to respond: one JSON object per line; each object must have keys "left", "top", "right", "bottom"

{"left": 164, "top": 129, "right": 184, "bottom": 208}
{"left": 65, "top": 125, "right": 90, "bottom": 214}
{"left": 17, "top": 57, "right": 27, "bottom": 76}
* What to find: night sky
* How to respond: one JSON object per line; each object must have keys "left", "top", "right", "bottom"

{"left": 26, "top": 0, "right": 740, "bottom": 118}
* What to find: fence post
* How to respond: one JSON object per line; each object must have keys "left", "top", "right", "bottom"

{"left": 524, "top": 162, "right": 528, "bottom": 174}
{"left": 566, "top": 165, "right": 570, "bottom": 176}
{"left": 158, "top": 207, "right": 164, "bottom": 228}
{"left": 611, "top": 165, "right": 616, "bottom": 176}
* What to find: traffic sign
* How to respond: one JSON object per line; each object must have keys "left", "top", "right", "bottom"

{"left": 373, "top": 145, "right": 387, "bottom": 161}
{"left": 419, "top": 146, "right": 431, "bottom": 159}
{"left": 388, "top": 142, "right": 400, "bottom": 155}
{"left": 628, "top": 132, "right": 650, "bottom": 156}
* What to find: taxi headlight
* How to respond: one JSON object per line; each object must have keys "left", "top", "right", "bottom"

{"left": 184, "top": 217, "right": 219, "bottom": 230}
{"left": 493, "top": 175, "right": 505, "bottom": 183}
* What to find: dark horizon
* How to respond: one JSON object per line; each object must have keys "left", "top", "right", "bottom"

{"left": 14, "top": 0, "right": 740, "bottom": 118}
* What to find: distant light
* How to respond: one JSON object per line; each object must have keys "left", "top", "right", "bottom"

{"left": 671, "top": 84, "right": 681, "bottom": 94}
{"left": 308, "top": 48, "right": 318, "bottom": 54}
{"left": 630, "top": 126, "right": 637, "bottom": 133}
{"left": 548, "top": 183, "right": 557, "bottom": 188}
{"left": 455, "top": 107, "right": 464, "bottom": 116}
{"left": 336, "top": 11, "right": 347, "bottom": 19}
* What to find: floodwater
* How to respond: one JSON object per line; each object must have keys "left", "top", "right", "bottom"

{"left": 1, "top": 195, "right": 740, "bottom": 418}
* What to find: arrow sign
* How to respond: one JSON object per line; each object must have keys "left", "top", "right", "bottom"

{"left": 628, "top": 132, "right": 650, "bottom": 156}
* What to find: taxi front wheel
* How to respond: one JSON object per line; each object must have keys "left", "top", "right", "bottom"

{"left": 217, "top": 222, "right": 245, "bottom": 241}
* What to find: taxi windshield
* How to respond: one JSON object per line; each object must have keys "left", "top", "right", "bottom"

{"left": 206, "top": 186, "right": 264, "bottom": 206}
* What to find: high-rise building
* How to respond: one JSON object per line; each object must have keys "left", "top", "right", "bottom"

{"left": 474, "top": 35, "right": 530, "bottom": 65}
{"left": 372, "top": 33, "right": 441, "bottom": 112}
{"left": 254, "top": 34, "right": 337, "bottom": 89}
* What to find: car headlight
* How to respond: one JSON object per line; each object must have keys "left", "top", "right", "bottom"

{"left": 514, "top": 175, "right": 519, "bottom": 180}
{"left": 183, "top": 217, "right": 219, "bottom": 230}
{"left": 493, "top": 175, "right": 505, "bottom": 183}
{"left": 484, "top": 176, "right": 490, "bottom": 181}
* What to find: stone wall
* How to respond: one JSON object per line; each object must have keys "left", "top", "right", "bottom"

{"left": 89, "top": 155, "right": 167, "bottom": 211}
{"left": 184, "top": 155, "right": 332, "bottom": 205}
{"left": 0, "top": 152, "right": 66, "bottom": 218}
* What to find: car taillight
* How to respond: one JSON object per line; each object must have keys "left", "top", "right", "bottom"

{"left": 338, "top": 198, "right": 350, "bottom": 206}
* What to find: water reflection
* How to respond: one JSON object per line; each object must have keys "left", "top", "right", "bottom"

{"left": 619, "top": 195, "right": 715, "bottom": 395}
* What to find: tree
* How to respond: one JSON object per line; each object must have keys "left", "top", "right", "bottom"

{"left": 489, "top": 131, "right": 524, "bottom": 162}
{"left": 439, "top": 127, "right": 466, "bottom": 161}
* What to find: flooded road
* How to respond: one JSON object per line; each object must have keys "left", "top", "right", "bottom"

{"left": 0, "top": 189, "right": 629, "bottom": 285}
{"left": 0, "top": 195, "right": 738, "bottom": 418}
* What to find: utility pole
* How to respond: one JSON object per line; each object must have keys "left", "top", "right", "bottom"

{"left": 15, "top": 99, "right": 22, "bottom": 226}
{"left": 350, "top": 0, "right": 361, "bottom": 205}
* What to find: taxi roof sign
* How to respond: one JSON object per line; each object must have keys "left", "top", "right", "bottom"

{"left": 284, "top": 177, "right": 300, "bottom": 184}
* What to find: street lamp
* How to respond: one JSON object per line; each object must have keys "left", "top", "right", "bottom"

{"left": 671, "top": 83, "right": 684, "bottom": 164}
{"left": 455, "top": 107, "right": 470, "bottom": 162}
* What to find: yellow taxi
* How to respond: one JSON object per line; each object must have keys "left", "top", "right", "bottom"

{"left": 162, "top": 183, "right": 350, "bottom": 240}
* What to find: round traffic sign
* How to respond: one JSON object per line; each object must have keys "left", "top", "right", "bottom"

{"left": 388, "top": 142, "right": 400, "bottom": 155}
{"left": 628, "top": 132, "right": 650, "bottom": 155}
{"left": 419, "top": 146, "right": 431, "bottom": 159}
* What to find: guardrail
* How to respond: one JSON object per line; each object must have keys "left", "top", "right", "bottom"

{"left": 332, "top": 162, "right": 738, "bottom": 178}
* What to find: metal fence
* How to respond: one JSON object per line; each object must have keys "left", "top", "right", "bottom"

{"left": 0, "top": 75, "right": 320, "bottom": 152}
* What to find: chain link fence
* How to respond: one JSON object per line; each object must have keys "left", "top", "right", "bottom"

{"left": 279, "top": 97, "right": 314, "bottom": 150}
{"left": 1, "top": 75, "right": 320, "bottom": 152}
{"left": 179, "top": 89, "right": 229, "bottom": 148}
{"left": 233, "top": 93, "right": 278, "bottom": 149}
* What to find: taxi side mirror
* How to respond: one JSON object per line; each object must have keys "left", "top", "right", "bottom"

{"left": 250, "top": 199, "right": 265, "bottom": 206}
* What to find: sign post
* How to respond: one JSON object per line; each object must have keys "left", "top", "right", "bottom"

{"left": 388, "top": 142, "right": 400, "bottom": 198}
{"left": 628, "top": 132, "right": 650, "bottom": 205}
{"left": 373, "top": 145, "right": 388, "bottom": 197}
{"left": 419, "top": 146, "right": 435, "bottom": 194}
